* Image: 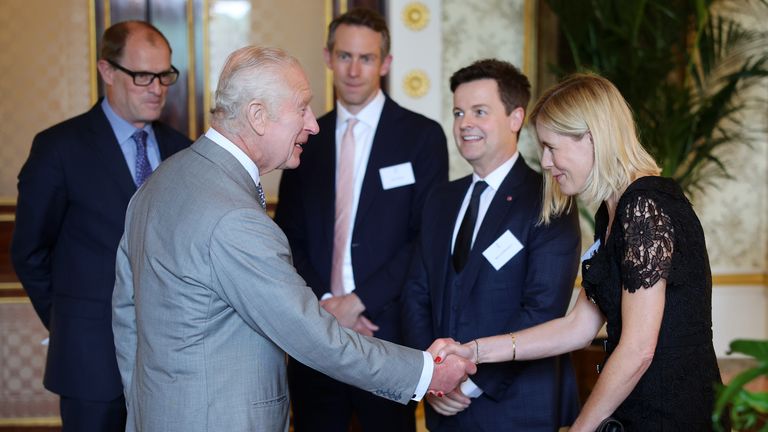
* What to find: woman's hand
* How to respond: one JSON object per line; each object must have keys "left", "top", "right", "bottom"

{"left": 428, "top": 338, "right": 476, "bottom": 364}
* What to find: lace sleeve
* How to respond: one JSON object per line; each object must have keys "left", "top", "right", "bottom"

{"left": 620, "top": 195, "right": 674, "bottom": 293}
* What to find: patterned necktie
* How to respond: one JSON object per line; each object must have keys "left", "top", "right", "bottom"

{"left": 256, "top": 183, "right": 267, "bottom": 210}
{"left": 330, "top": 118, "right": 358, "bottom": 297}
{"left": 132, "top": 129, "right": 152, "bottom": 186}
{"left": 453, "top": 181, "right": 488, "bottom": 272}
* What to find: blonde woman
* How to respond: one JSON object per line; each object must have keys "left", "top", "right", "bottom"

{"left": 431, "top": 74, "right": 727, "bottom": 431}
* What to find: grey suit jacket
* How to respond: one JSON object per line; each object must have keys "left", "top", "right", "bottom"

{"left": 112, "top": 136, "right": 424, "bottom": 432}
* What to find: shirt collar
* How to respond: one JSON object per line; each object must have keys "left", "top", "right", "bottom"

{"left": 101, "top": 98, "right": 152, "bottom": 143}
{"left": 473, "top": 152, "right": 520, "bottom": 191}
{"left": 335, "top": 90, "right": 385, "bottom": 131}
{"left": 205, "top": 127, "right": 261, "bottom": 187}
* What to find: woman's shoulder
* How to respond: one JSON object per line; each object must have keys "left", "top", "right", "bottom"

{"left": 618, "top": 176, "right": 687, "bottom": 212}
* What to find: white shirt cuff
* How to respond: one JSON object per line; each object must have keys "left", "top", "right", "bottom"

{"left": 460, "top": 377, "right": 483, "bottom": 398}
{"left": 411, "top": 351, "right": 434, "bottom": 401}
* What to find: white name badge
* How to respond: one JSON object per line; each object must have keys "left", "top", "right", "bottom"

{"left": 581, "top": 239, "right": 601, "bottom": 263}
{"left": 482, "top": 230, "right": 524, "bottom": 270}
{"left": 379, "top": 162, "right": 416, "bottom": 190}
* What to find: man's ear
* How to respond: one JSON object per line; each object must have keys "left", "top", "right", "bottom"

{"left": 247, "top": 101, "right": 267, "bottom": 135}
{"left": 97, "top": 59, "right": 115, "bottom": 85}
{"left": 323, "top": 47, "right": 332, "bottom": 69}
{"left": 509, "top": 107, "right": 525, "bottom": 133}
{"left": 380, "top": 54, "right": 393, "bottom": 77}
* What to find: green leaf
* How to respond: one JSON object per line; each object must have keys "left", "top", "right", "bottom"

{"left": 729, "top": 340, "right": 768, "bottom": 361}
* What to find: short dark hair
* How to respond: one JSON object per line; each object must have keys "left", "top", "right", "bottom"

{"left": 450, "top": 59, "right": 531, "bottom": 115}
{"left": 326, "top": 8, "right": 390, "bottom": 57}
{"left": 100, "top": 20, "right": 171, "bottom": 62}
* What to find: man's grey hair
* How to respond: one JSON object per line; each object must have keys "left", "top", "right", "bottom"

{"left": 211, "top": 46, "right": 300, "bottom": 133}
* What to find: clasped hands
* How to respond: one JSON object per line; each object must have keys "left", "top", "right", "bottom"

{"left": 321, "top": 296, "right": 478, "bottom": 414}
{"left": 425, "top": 338, "right": 480, "bottom": 416}
{"left": 319, "top": 293, "right": 379, "bottom": 336}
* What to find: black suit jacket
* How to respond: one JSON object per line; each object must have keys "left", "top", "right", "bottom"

{"left": 402, "top": 157, "right": 582, "bottom": 431}
{"left": 275, "top": 96, "right": 448, "bottom": 343}
{"left": 11, "top": 101, "right": 191, "bottom": 401}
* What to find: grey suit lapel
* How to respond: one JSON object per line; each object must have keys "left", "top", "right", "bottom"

{"left": 191, "top": 136, "right": 260, "bottom": 202}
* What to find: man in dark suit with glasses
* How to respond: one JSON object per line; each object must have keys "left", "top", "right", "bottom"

{"left": 11, "top": 20, "right": 190, "bottom": 432}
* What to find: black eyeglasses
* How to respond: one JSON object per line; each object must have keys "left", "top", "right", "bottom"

{"left": 107, "top": 59, "right": 179, "bottom": 86}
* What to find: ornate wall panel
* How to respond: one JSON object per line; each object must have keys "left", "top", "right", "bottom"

{"left": 208, "top": 0, "right": 328, "bottom": 200}
{"left": 387, "top": 0, "right": 442, "bottom": 123}
{"left": 441, "top": 0, "right": 532, "bottom": 180}
{"left": 0, "top": 0, "right": 93, "bottom": 199}
{"left": 694, "top": 79, "right": 768, "bottom": 274}
{"left": 0, "top": 300, "right": 58, "bottom": 423}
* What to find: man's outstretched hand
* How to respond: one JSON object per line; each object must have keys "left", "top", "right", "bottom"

{"left": 427, "top": 351, "right": 476, "bottom": 396}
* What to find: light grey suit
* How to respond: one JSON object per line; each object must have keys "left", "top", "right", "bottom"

{"left": 112, "top": 136, "right": 424, "bottom": 431}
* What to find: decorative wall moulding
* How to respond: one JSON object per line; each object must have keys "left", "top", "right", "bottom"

{"left": 402, "top": 69, "right": 430, "bottom": 98}
{"left": 402, "top": 2, "right": 430, "bottom": 31}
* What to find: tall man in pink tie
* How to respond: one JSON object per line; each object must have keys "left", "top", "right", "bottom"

{"left": 275, "top": 7, "right": 448, "bottom": 432}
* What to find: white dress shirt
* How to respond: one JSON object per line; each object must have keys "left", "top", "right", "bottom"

{"left": 334, "top": 90, "right": 386, "bottom": 294}
{"left": 205, "top": 128, "right": 261, "bottom": 188}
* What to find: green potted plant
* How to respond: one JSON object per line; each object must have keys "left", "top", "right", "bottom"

{"left": 542, "top": 0, "right": 768, "bottom": 200}
{"left": 712, "top": 339, "right": 768, "bottom": 431}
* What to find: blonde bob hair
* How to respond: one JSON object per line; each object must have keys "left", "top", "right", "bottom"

{"left": 530, "top": 73, "right": 660, "bottom": 224}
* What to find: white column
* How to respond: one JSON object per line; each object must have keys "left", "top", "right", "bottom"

{"left": 387, "top": 0, "right": 442, "bottom": 123}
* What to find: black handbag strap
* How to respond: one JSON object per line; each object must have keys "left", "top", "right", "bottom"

{"left": 595, "top": 417, "right": 624, "bottom": 432}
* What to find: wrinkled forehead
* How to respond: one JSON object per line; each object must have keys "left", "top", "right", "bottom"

{"left": 120, "top": 31, "right": 171, "bottom": 66}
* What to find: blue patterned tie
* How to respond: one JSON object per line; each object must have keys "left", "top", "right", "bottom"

{"left": 256, "top": 183, "right": 266, "bottom": 209}
{"left": 132, "top": 129, "right": 152, "bottom": 186}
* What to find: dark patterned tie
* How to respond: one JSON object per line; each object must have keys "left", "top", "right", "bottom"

{"left": 453, "top": 181, "right": 488, "bottom": 272}
{"left": 132, "top": 130, "right": 152, "bottom": 186}
{"left": 256, "top": 183, "right": 267, "bottom": 210}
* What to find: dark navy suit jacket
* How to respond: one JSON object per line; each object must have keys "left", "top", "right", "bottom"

{"left": 11, "top": 101, "right": 191, "bottom": 401}
{"left": 275, "top": 96, "right": 448, "bottom": 343}
{"left": 402, "top": 157, "right": 582, "bottom": 431}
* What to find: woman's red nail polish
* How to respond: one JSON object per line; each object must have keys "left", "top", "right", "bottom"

{"left": 434, "top": 356, "right": 442, "bottom": 363}
{"left": 437, "top": 392, "right": 444, "bottom": 398}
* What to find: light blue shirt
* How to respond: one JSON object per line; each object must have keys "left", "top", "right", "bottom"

{"left": 101, "top": 98, "right": 161, "bottom": 184}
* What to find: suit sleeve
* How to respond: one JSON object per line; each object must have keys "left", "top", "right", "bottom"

{"left": 10, "top": 133, "right": 68, "bottom": 329}
{"left": 400, "top": 240, "right": 436, "bottom": 351}
{"left": 274, "top": 168, "right": 328, "bottom": 297}
{"left": 112, "top": 232, "right": 137, "bottom": 397}
{"left": 355, "top": 122, "right": 448, "bottom": 318}
{"left": 474, "top": 205, "right": 581, "bottom": 399}
{"left": 209, "top": 209, "right": 425, "bottom": 404}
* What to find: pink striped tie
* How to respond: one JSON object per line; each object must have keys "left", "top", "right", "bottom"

{"left": 331, "top": 118, "right": 358, "bottom": 297}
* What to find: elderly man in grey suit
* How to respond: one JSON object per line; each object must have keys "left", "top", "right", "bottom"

{"left": 111, "top": 46, "right": 475, "bottom": 431}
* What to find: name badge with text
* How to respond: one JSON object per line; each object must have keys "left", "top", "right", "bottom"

{"left": 379, "top": 162, "right": 415, "bottom": 190}
{"left": 482, "top": 230, "right": 524, "bottom": 270}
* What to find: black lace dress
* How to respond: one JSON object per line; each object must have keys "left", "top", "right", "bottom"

{"left": 581, "top": 177, "right": 727, "bottom": 431}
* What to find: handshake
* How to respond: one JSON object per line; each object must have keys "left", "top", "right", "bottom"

{"left": 425, "top": 338, "right": 479, "bottom": 415}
